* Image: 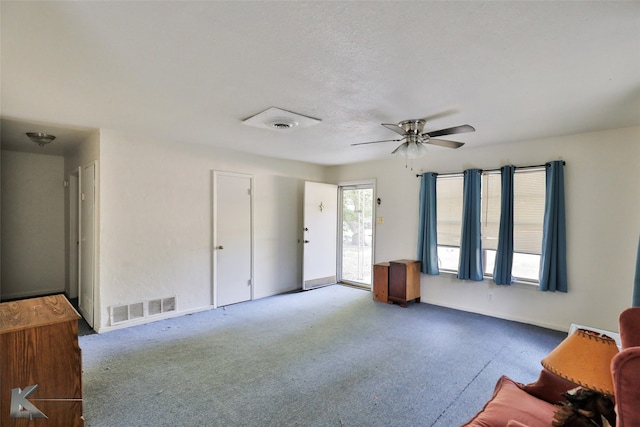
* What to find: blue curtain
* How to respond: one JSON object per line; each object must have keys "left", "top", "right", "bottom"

{"left": 539, "top": 160, "right": 568, "bottom": 292}
{"left": 633, "top": 234, "right": 640, "bottom": 307}
{"left": 417, "top": 173, "right": 439, "bottom": 274}
{"left": 458, "top": 169, "right": 483, "bottom": 281}
{"left": 494, "top": 165, "right": 515, "bottom": 285}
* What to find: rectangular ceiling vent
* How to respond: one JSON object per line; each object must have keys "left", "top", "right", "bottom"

{"left": 242, "top": 107, "right": 321, "bottom": 131}
{"left": 110, "top": 297, "right": 176, "bottom": 325}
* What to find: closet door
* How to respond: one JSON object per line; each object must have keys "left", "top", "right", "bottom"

{"left": 213, "top": 171, "right": 253, "bottom": 307}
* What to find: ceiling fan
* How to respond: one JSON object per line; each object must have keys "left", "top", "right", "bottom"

{"left": 351, "top": 119, "right": 475, "bottom": 158}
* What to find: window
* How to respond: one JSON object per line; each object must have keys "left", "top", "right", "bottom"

{"left": 436, "top": 175, "right": 463, "bottom": 271}
{"left": 511, "top": 169, "right": 545, "bottom": 281}
{"left": 435, "top": 168, "right": 545, "bottom": 282}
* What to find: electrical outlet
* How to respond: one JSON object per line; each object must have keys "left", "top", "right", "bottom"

{"left": 487, "top": 292, "right": 494, "bottom": 301}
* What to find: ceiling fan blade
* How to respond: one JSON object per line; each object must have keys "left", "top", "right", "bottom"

{"left": 426, "top": 139, "right": 465, "bottom": 149}
{"left": 381, "top": 123, "right": 407, "bottom": 136}
{"left": 350, "top": 138, "right": 403, "bottom": 146}
{"left": 420, "top": 109, "right": 460, "bottom": 122}
{"left": 425, "top": 124, "right": 475, "bottom": 138}
{"left": 390, "top": 142, "right": 406, "bottom": 154}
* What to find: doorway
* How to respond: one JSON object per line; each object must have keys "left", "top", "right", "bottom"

{"left": 338, "top": 182, "right": 375, "bottom": 288}
{"left": 212, "top": 171, "right": 253, "bottom": 307}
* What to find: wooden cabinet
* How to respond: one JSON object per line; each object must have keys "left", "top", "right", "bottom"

{"left": 388, "top": 259, "right": 421, "bottom": 307}
{"left": 373, "top": 262, "right": 390, "bottom": 302}
{"left": 0, "top": 295, "right": 84, "bottom": 426}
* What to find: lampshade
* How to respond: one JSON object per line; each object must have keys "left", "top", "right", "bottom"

{"left": 394, "top": 139, "right": 428, "bottom": 159}
{"left": 541, "top": 329, "right": 619, "bottom": 396}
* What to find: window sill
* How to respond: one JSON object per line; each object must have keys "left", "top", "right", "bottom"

{"left": 435, "top": 270, "right": 539, "bottom": 287}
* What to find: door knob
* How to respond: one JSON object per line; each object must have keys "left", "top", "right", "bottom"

{"left": 304, "top": 240, "right": 310, "bottom": 243}
{"left": 216, "top": 245, "right": 224, "bottom": 250}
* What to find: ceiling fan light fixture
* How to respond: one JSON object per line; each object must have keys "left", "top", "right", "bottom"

{"left": 352, "top": 115, "right": 474, "bottom": 160}
{"left": 394, "top": 135, "right": 428, "bottom": 159}
{"left": 394, "top": 141, "right": 427, "bottom": 159}
{"left": 399, "top": 119, "right": 426, "bottom": 134}
{"left": 26, "top": 132, "right": 56, "bottom": 147}
{"left": 407, "top": 141, "right": 428, "bottom": 158}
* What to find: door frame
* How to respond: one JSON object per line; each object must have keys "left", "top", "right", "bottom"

{"left": 67, "top": 169, "right": 79, "bottom": 299}
{"left": 337, "top": 179, "right": 376, "bottom": 288}
{"left": 78, "top": 161, "right": 99, "bottom": 328}
{"left": 211, "top": 170, "right": 254, "bottom": 309}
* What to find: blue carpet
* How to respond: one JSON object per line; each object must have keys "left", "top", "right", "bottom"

{"left": 79, "top": 285, "right": 565, "bottom": 426}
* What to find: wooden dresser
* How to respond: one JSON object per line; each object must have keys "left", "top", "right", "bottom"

{"left": 388, "top": 259, "right": 421, "bottom": 307}
{"left": 0, "top": 294, "right": 84, "bottom": 426}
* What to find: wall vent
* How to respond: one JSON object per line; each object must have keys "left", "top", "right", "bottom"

{"left": 129, "top": 302, "right": 144, "bottom": 319}
{"left": 110, "top": 297, "right": 176, "bottom": 325}
{"left": 111, "top": 305, "right": 129, "bottom": 324}
{"left": 147, "top": 297, "right": 176, "bottom": 316}
{"left": 110, "top": 302, "right": 144, "bottom": 325}
{"left": 148, "top": 299, "right": 162, "bottom": 316}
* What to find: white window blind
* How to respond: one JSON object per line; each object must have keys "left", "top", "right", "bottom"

{"left": 480, "top": 169, "right": 545, "bottom": 255}
{"left": 481, "top": 172, "right": 501, "bottom": 251}
{"left": 513, "top": 169, "right": 545, "bottom": 255}
{"left": 436, "top": 175, "right": 464, "bottom": 247}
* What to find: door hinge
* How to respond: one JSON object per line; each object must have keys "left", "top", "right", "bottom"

{"left": 247, "top": 188, "right": 251, "bottom": 196}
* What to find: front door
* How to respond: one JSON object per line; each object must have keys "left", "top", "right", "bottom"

{"left": 213, "top": 171, "right": 253, "bottom": 307}
{"left": 303, "top": 181, "right": 337, "bottom": 290}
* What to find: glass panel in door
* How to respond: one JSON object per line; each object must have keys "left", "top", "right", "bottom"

{"left": 340, "top": 185, "right": 374, "bottom": 287}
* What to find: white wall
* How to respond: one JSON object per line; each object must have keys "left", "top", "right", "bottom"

{"left": 65, "top": 131, "right": 101, "bottom": 175}
{"left": 327, "top": 127, "right": 640, "bottom": 332}
{"left": 97, "top": 129, "right": 326, "bottom": 331}
{"left": 1, "top": 150, "right": 66, "bottom": 299}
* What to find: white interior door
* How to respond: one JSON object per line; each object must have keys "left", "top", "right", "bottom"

{"left": 79, "top": 163, "right": 96, "bottom": 327}
{"left": 213, "top": 172, "right": 253, "bottom": 307}
{"left": 67, "top": 172, "right": 79, "bottom": 299}
{"left": 303, "top": 181, "right": 338, "bottom": 290}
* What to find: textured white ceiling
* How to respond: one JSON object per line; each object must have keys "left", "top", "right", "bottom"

{"left": 1, "top": 1, "right": 639, "bottom": 165}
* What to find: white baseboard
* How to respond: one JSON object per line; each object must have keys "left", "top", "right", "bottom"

{"left": 420, "top": 299, "right": 568, "bottom": 333}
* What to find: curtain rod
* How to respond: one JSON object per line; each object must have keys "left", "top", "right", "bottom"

{"left": 414, "top": 161, "right": 565, "bottom": 178}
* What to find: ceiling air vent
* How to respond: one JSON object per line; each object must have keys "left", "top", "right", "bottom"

{"left": 242, "top": 107, "right": 321, "bottom": 131}
{"left": 268, "top": 119, "right": 297, "bottom": 130}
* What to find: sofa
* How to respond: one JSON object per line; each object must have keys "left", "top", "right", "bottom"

{"left": 462, "top": 307, "right": 640, "bottom": 427}
{"left": 611, "top": 307, "right": 640, "bottom": 426}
